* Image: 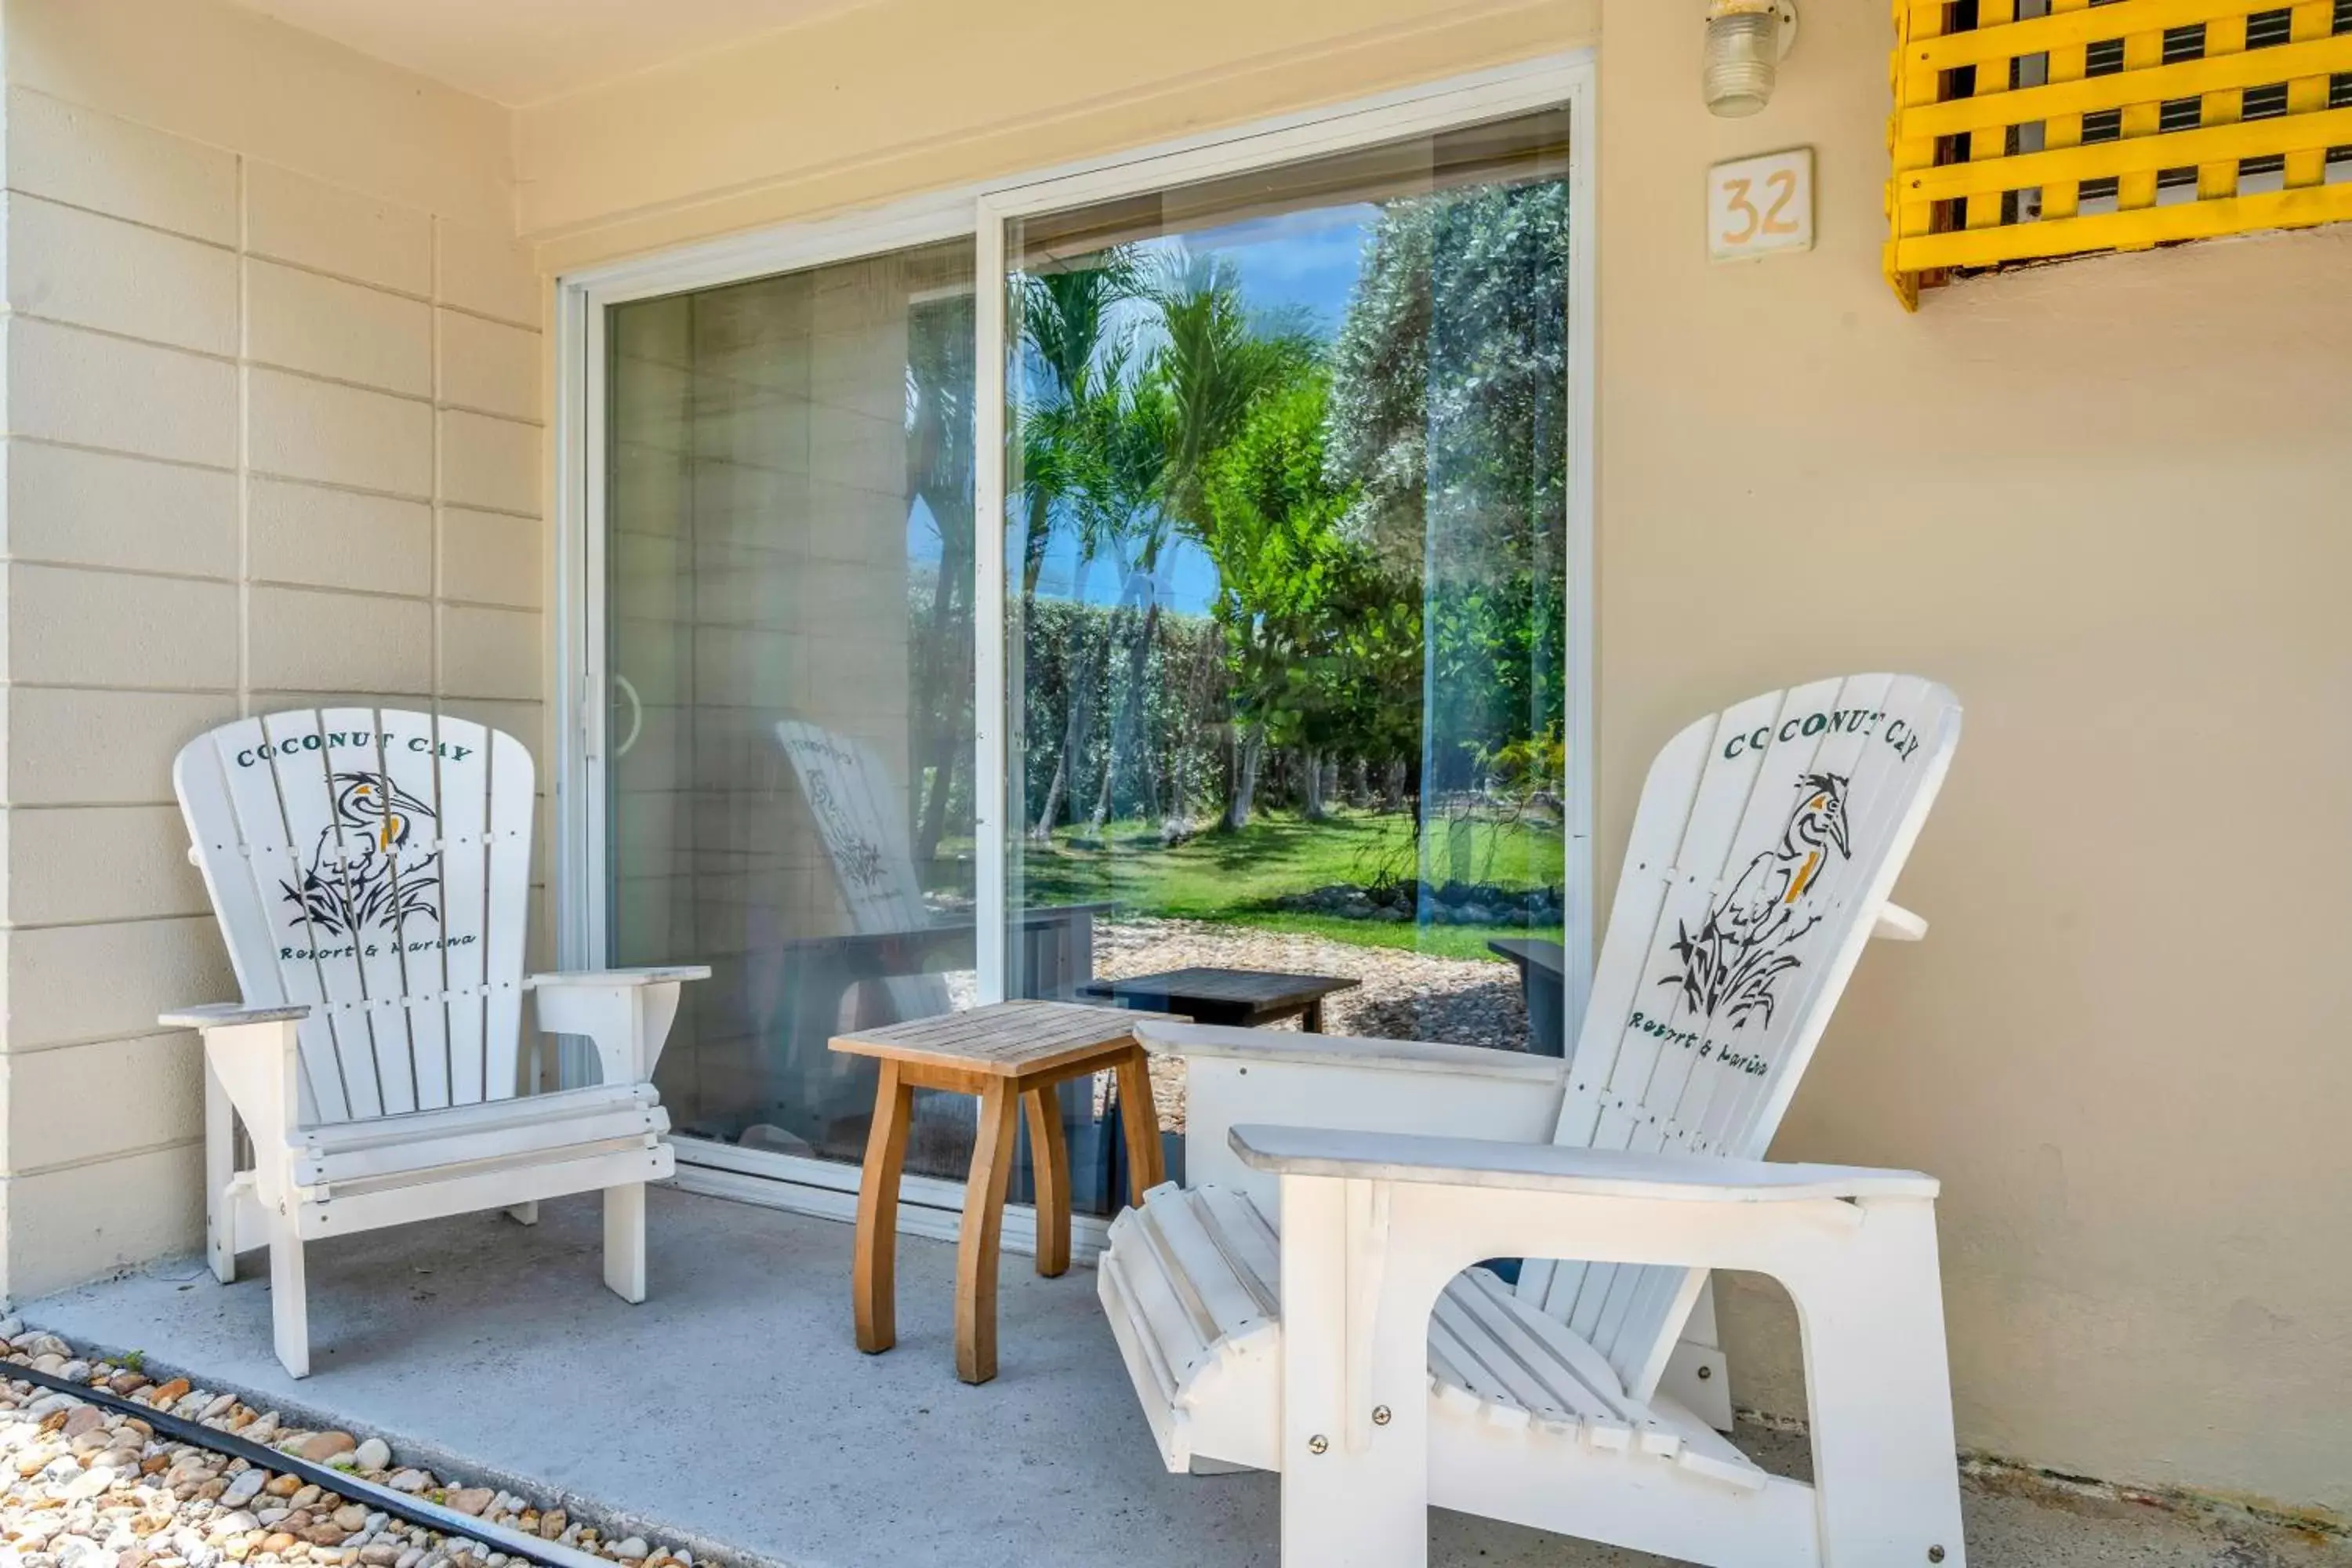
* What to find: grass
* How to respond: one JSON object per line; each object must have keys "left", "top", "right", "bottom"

{"left": 1004, "top": 806, "right": 1565, "bottom": 963}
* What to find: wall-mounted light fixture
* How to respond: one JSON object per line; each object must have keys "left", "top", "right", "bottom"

{"left": 1703, "top": 0, "right": 1797, "bottom": 118}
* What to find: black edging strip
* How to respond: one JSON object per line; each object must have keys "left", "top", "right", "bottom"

{"left": 5, "top": 1358, "right": 601, "bottom": 1568}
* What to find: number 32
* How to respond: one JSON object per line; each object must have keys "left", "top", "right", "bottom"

{"left": 1721, "top": 170, "right": 1802, "bottom": 245}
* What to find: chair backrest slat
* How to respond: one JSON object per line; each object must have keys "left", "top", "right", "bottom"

{"left": 481, "top": 722, "right": 535, "bottom": 1094}
{"left": 377, "top": 711, "right": 453, "bottom": 1108}
{"left": 434, "top": 715, "right": 495, "bottom": 1102}
{"left": 1515, "top": 674, "right": 1961, "bottom": 1399}
{"left": 173, "top": 707, "right": 535, "bottom": 1126}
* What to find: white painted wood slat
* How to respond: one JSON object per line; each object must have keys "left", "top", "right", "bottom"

{"left": 1196, "top": 1183, "right": 1283, "bottom": 1297}
{"left": 481, "top": 725, "right": 535, "bottom": 1101}
{"left": 376, "top": 708, "right": 456, "bottom": 1111}
{"left": 1142, "top": 1186, "right": 1275, "bottom": 1338}
{"left": 296, "top": 1105, "right": 668, "bottom": 1187}
{"left": 303, "top": 1082, "right": 659, "bottom": 1152}
{"left": 434, "top": 716, "right": 494, "bottom": 1105}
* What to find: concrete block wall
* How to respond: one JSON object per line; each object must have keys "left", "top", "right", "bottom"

{"left": 0, "top": 84, "right": 542, "bottom": 1300}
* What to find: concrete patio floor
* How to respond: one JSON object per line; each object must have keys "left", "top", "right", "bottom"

{"left": 23, "top": 1187, "right": 2340, "bottom": 1568}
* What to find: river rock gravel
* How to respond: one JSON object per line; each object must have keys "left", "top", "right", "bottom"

{"left": 0, "top": 1323, "right": 707, "bottom": 1568}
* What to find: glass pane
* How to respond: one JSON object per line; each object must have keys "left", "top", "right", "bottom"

{"left": 1003, "top": 109, "right": 1576, "bottom": 1156}
{"left": 606, "top": 238, "right": 984, "bottom": 1181}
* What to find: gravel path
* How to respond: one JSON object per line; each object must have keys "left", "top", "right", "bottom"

{"left": 0, "top": 1324, "right": 706, "bottom": 1568}
{"left": 1091, "top": 917, "right": 1531, "bottom": 1131}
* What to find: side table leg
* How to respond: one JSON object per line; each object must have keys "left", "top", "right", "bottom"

{"left": 1024, "top": 1085, "right": 1071, "bottom": 1277}
{"left": 957, "top": 1080, "right": 1022, "bottom": 1384}
{"left": 852, "top": 1059, "right": 915, "bottom": 1354}
{"left": 1112, "top": 1046, "right": 1167, "bottom": 1207}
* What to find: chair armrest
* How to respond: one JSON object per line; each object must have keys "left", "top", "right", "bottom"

{"left": 165, "top": 1004, "right": 306, "bottom": 1167}
{"left": 529, "top": 965, "right": 712, "bottom": 988}
{"left": 1229, "top": 1123, "right": 1939, "bottom": 1203}
{"left": 1135, "top": 1019, "right": 1566, "bottom": 1083}
{"left": 530, "top": 967, "right": 704, "bottom": 1085}
{"left": 1874, "top": 902, "right": 1928, "bottom": 941}
{"left": 161, "top": 1001, "right": 311, "bottom": 1030}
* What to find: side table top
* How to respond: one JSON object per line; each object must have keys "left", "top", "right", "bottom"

{"left": 1486, "top": 938, "right": 1566, "bottom": 975}
{"left": 829, "top": 999, "right": 1149, "bottom": 1076}
{"left": 1089, "top": 966, "right": 1360, "bottom": 1008}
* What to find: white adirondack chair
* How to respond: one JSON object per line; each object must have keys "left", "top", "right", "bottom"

{"left": 1096, "top": 673, "right": 1965, "bottom": 1567}
{"left": 166, "top": 707, "right": 707, "bottom": 1377}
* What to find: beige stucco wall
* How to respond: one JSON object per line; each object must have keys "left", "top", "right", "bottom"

{"left": 1592, "top": 0, "right": 2352, "bottom": 1516}
{"left": 3, "top": 0, "right": 2345, "bottom": 1522}
{"left": 0, "top": 0, "right": 544, "bottom": 1300}
{"left": 518, "top": 0, "right": 1605, "bottom": 271}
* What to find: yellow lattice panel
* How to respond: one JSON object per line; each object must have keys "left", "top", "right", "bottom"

{"left": 1885, "top": 0, "right": 2352, "bottom": 307}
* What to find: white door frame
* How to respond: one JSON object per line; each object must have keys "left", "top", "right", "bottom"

{"left": 551, "top": 47, "right": 1599, "bottom": 1250}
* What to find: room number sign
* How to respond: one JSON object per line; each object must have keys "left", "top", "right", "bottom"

{"left": 1708, "top": 147, "right": 1813, "bottom": 262}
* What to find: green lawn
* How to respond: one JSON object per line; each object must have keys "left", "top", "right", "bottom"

{"left": 1006, "top": 808, "right": 1564, "bottom": 962}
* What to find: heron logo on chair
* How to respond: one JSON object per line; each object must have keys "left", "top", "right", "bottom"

{"left": 279, "top": 771, "right": 442, "bottom": 937}
{"left": 1662, "top": 771, "right": 1851, "bottom": 1029}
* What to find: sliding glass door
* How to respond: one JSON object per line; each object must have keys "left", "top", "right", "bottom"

{"left": 604, "top": 239, "right": 986, "bottom": 1181}
{"left": 573, "top": 64, "right": 1592, "bottom": 1222}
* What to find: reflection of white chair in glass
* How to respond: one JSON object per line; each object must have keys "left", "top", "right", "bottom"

{"left": 169, "top": 707, "right": 706, "bottom": 1377}
{"left": 776, "top": 721, "right": 960, "bottom": 1028}
{"left": 1097, "top": 674, "right": 1966, "bottom": 1567}
{"left": 764, "top": 721, "right": 1106, "bottom": 1160}
{"left": 776, "top": 720, "right": 1104, "bottom": 1018}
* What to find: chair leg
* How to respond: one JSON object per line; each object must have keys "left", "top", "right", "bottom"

{"left": 268, "top": 1223, "right": 310, "bottom": 1379}
{"left": 205, "top": 1059, "right": 238, "bottom": 1284}
{"left": 1795, "top": 1199, "right": 1968, "bottom": 1567}
{"left": 504, "top": 1201, "right": 540, "bottom": 1226}
{"left": 1278, "top": 1175, "right": 1432, "bottom": 1567}
{"left": 603, "top": 1183, "right": 648, "bottom": 1303}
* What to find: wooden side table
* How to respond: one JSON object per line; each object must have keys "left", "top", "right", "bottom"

{"left": 829, "top": 1000, "right": 1166, "bottom": 1384}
